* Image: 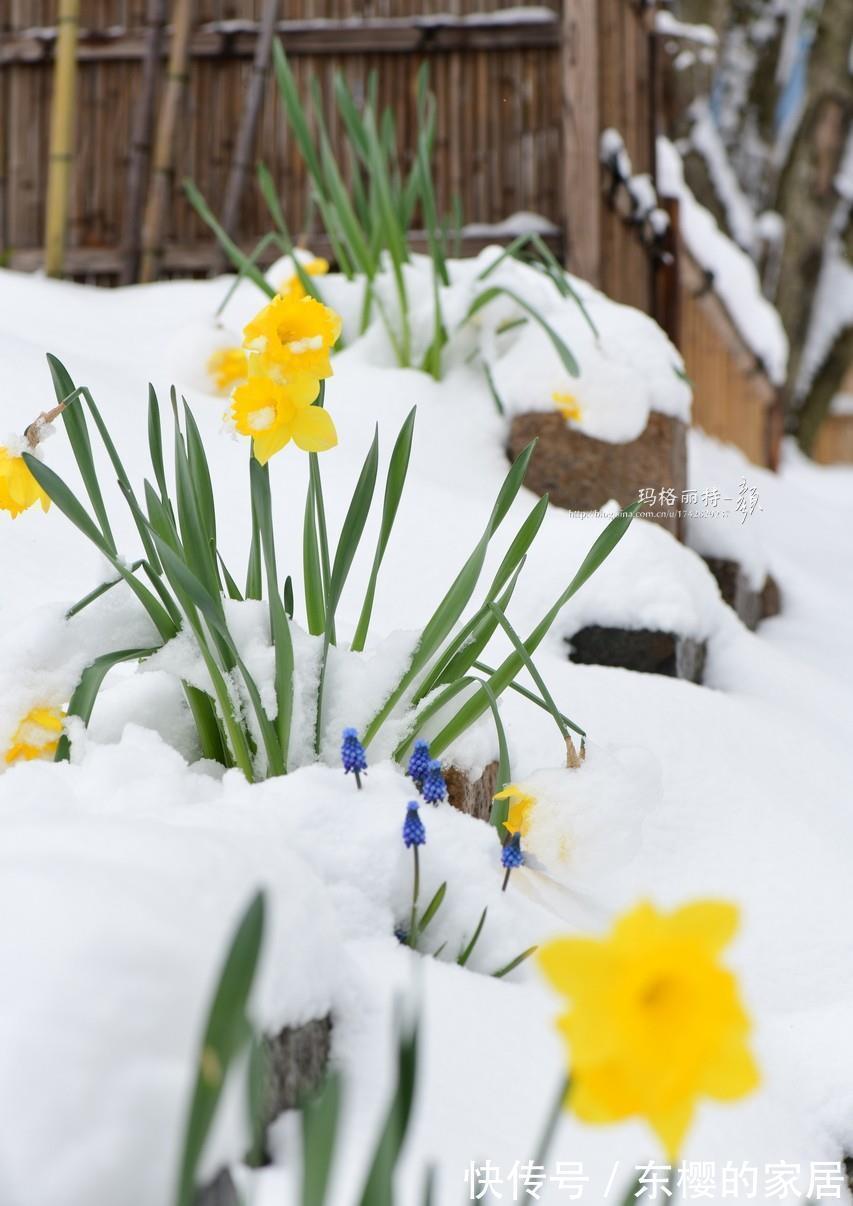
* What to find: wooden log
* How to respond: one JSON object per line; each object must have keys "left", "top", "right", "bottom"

{"left": 507, "top": 410, "right": 688, "bottom": 538}
{"left": 44, "top": 0, "right": 80, "bottom": 277}
{"left": 702, "top": 556, "right": 764, "bottom": 631}
{"left": 139, "top": 0, "right": 193, "bottom": 283}
{"left": 119, "top": 0, "right": 167, "bottom": 285}
{"left": 445, "top": 761, "right": 499, "bottom": 822}
{"left": 216, "top": 0, "right": 279, "bottom": 265}
{"left": 567, "top": 625, "right": 706, "bottom": 683}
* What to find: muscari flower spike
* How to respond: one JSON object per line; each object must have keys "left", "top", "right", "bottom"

{"left": 402, "top": 800, "right": 426, "bottom": 848}
{"left": 501, "top": 831, "right": 525, "bottom": 891}
{"left": 407, "top": 738, "right": 431, "bottom": 788}
{"left": 421, "top": 758, "right": 446, "bottom": 806}
{"left": 341, "top": 727, "right": 367, "bottom": 789}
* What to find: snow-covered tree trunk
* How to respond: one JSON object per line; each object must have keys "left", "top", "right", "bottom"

{"left": 670, "top": 0, "right": 853, "bottom": 451}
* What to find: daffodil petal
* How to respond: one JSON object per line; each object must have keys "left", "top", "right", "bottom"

{"left": 253, "top": 425, "right": 291, "bottom": 465}
{"left": 292, "top": 405, "right": 338, "bottom": 453}
{"left": 669, "top": 900, "right": 740, "bottom": 955}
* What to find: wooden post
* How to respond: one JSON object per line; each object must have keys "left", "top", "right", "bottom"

{"left": 216, "top": 0, "right": 280, "bottom": 268}
{"left": 120, "top": 0, "right": 168, "bottom": 285}
{"left": 654, "top": 195, "right": 681, "bottom": 346}
{"left": 139, "top": 0, "right": 193, "bottom": 284}
{"left": 43, "top": 0, "right": 80, "bottom": 278}
{"left": 560, "top": 0, "right": 601, "bottom": 283}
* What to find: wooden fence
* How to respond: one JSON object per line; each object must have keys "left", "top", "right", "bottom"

{"left": 1, "top": 1, "right": 566, "bottom": 283}
{"left": 0, "top": 1, "right": 786, "bottom": 468}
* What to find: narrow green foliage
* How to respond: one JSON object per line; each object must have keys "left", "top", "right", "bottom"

{"left": 466, "top": 286, "right": 580, "bottom": 377}
{"left": 357, "top": 1017, "right": 419, "bottom": 1206}
{"left": 56, "top": 646, "right": 159, "bottom": 761}
{"left": 183, "top": 179, "right": 276, "bottom": 298}
{"left": 457, "top": 907, "right": 488, "bottom": 967}
{"left": 174, "top": 892, "right": 266, "bottom": 1206}
{"left": 492, "top": 945, "right": 538, "bottom": 979}
{"left": 351, "top": 407, "right": 416, "bottom": 653}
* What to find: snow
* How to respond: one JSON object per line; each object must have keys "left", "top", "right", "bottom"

{"left": 655, "top": 11, "right": 718, "bottom": 49}
{"left": 1, "top": 262, "right": 853, "bottom": 1204}
{"left": 657, "top": 137, "right": 789, "bottom": 385}
{"left": 688, "top": 100, "right": 758, "bottom": 252}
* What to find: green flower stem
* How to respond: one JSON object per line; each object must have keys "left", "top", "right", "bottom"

{"left": 533, "top": 1074, "right": 571, "bottom": 1171}
{"left": 408, "top": 845, "right": 420, "bottom": 950}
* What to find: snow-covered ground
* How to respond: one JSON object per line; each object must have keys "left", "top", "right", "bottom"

{"left": 1, "top": 262, "right": 852, "bottom": 1205}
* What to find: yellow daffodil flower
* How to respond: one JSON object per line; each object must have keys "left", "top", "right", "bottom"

{"left": 552, "top": 391, "right": 582, "bottom": 423}
{"left": 280, "top": 256, "right": 330, "bottom": 301}
{"left": 230, "top": 371, "right": 337, "bottom": 464}
{"left": 243, "top": 295, "right": 341, "bottom": 382}
{"left": 0, "top": 445, "right": 51, "bottom": 519}
{"left": 207, "top": 347, "right": 248, "bottom": 394}
{"left": 538, "top": 900, "right": 759, "bottom": 1159}
{"left": 5, "top": 706, "right": 65, "bottom": 765}
{"left": 494, "top": 783, "right": 536, "bottom": 838}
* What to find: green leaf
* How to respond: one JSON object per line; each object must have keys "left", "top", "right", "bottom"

{"left": 255, "top": 164, "right": 322, "bottom": 303}
{"left": 351, "top": 407, "right": 416, "bottom": 652}
{"left": 301, "top": 1072, "right": 342, "bottom": 1206}
{"left": 357, "top": 1017, "right": 419, "bottom": 1206}
{"left": 174, "top": 891, "right": 266, "bottom": 1206}
{"left": 478, "top": 677, "right": 511, "bottom": 799}
{"left": 183, "top": 178, "right": 276, "bottom": 298}
{"left": 457, "top": 907, "right": 488, "bottom": 967}
{"left": 492, "top": 945, "right": 538, "bottom": 979}
{"left": 488, "top": 602, "right": 569, "bottom": 741}
{"left": 46, "top": 354, "right": 116, "bottom": 552}
{"left": 272, "top": 44, "right": 323, "bottom": 186}
{"left": 362, "top": 442, "right": 536, "bottom": 747}
{"left": 414, "top": 494, "right": 548, "bottom": 700}
{"left": 303, "top": 471, "right": 326, "bottom": 637}
{"left": 417, "top": 881, "right": 446, "bottom": 936}
{"left": 217, "top": 552, "right": 243, "bottom": 602}
{"left": 429, "top": 504, "right": 639, "bottom": 757}
{"left": 65, "top": 559, "right": 144, "bottom": 619}
{"left": 249, "top": 458, "right": 294, "bottom": 767}
{"left": 472, "top": 660, "right": 585, "bottom": 739}
{"left": 148, "top": 385, "right": 169, "bottom": 503}
{"left": 465, "top": 286, "right": 580, "bottom": 377}
{"left": 329, "top": 426, "right": 379, "bottom": 615}
{"left": 56, "top": 645, "right": 159, "bottom": 761}
{"left": 23, "top": 453, "right": 177, "bottom": 641}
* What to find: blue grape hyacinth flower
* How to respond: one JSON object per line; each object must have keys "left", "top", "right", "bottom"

{"left": 421, "top": 758, "right": 446, "bottom": 805}
{"left": 407, "top": 738, "right": 431, "bottom": 789}
{"left": 341, "top": 727, "right": 367, "bottom": 789}
{"left": 402, "top": 800, "right": 426, "bottom": 848}
{"left": 501, "top": 831, "right": 524, "bottom": 891}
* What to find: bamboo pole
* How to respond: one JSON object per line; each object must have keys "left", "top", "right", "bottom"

{"left": 43, "top": 0, "right": 80, "bottom": 278}
{"left": 216, "top": 0, "right": 280, "bottom": 269}
{"left": 120, "top": 0, "right": 168, "bottom": 285}
{"left": 139, "top": 0, "right": 194, "bottom": 284}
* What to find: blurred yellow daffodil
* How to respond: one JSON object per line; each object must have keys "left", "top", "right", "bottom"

{"left": 207, "top": 347, "right": 248, "bottom": 394}
{"left": 0, "top": 445, "right": 51, "bottom": 519}
{"left": 280, "top": 256, "right": 330, "bottom": 301}
{"left": 538, "top": 899, "right": 759, "bottom": 1160}
{"left": 5, "top": 706, "right": 65, "bottom": 765}
{"left": 243, "top": 295, "right": 341, "bottom": 382}
{"left": 552, "top": 391, "right": 582, "bottom": 423}
{"left": 494, "top": 783, "right": 536, "bottom": 838}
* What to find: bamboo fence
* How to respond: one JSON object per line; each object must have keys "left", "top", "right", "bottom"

{"left": 0, "top": 0, "right": 784, "bottom": 467}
